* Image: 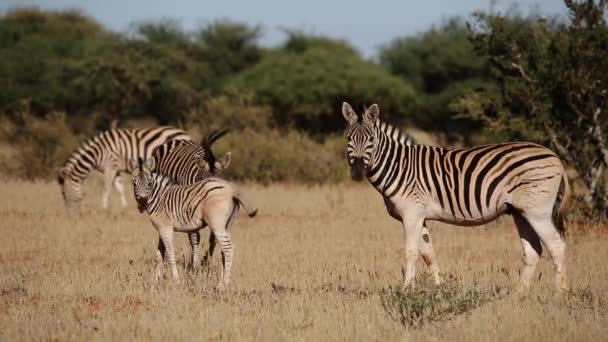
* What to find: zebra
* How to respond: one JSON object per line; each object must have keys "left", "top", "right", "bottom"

{"left": 129, "top": 157, "right": 257, "bottom": 288}
{"left": 151, "top": 129, "right": 232, "bottom": 270}
{"left": 57, "top": 126, "right": 191, "bottom": 209}
{"left": 342, "top": 102, "right": 570, "bottom": 291}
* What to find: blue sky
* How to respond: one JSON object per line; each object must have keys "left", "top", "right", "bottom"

{"left": 1, "top": 0, "right": 566, "bottom": 57}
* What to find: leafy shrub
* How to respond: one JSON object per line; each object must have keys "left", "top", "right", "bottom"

{"left": 0, "top": 111, "right": 80, "bottom": 179}
{"left": 381, "top": 274, "right": 501, "bottom": 328}
{"left": 212, "top": 128, "right": 348, "bottom": 184}
{"left": 184, "top": 93, "right": 273, "bottom": 133}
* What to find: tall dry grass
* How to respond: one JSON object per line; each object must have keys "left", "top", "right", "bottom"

{"left": 0, "top": 177, "right": 607, "bottom": 341}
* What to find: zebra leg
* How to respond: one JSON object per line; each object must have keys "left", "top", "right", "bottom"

{"left": 101, "top": 169, "right": 117, "bottom": 209}
{"left": 155, "top": 237, "right": 166, "bottom": 281}
{"left": 113, "top": 175, "right": 128, "bottom": 208}
{"left": 158, "top": 226, "right": 179, "bottom": 282}
{"left": 202, "top": 231, "right": 216, "bottom": 268}
{"left": 214, "top": 233, "right": 233, "bottom": 289}
{"left": 188, "top": 231, "right": 201, "bottom": 270}
{"left": 419, "top": 224, "right": 441, "bottom": 285}
{"left": 522, "top": 210, "right": 568, "bottom": 291}
{"left": 513, "top": 212, "right": 542, "bottom": 291}
{"left": 402, "top": 214, "right": 424, "bottom": 288}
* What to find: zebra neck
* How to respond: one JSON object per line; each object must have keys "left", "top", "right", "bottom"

{"left": 62, "top": 141, "right": 104, "bottom": 183}
{"left": 367, "top": 122, "right": 412, "bottom": 195}
{"left": 145, "top": 173, "right": 174, "bottom": 213}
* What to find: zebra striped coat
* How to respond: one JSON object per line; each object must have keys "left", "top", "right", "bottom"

{"left": 58, "top": 126, "right": 191, "bottom": 209}
{"left": 129, "top": 157, "right": 257, "bottom": 288}
{"left": 151, "top": 129, "right": 232, "bottom": 269}
{"left": 342, "top": 102, "right": 569, "bottom": 291}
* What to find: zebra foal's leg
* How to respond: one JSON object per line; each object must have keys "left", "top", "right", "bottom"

{"left": 419, "top": 224, "right": 441, "bottom": 285}
{"left": 402, "top": 214, "right": 424, "bottom": 288}
{"left": 513, "top": 211, "right": 542, "bottom": 291}
{"left": 158, "top": 226, "right": 179, "bottom": 282}
{"left": 214, "top": 233, "right": 233, "bottom": 289}
{"left": 155, "top": 237, "right": 166, "bottom": 281}
{"left": 112, "top": 175, "right": 128, "bottom": 208}
{"left": 202, "top": 232, "right": 217, "bottom": 268}
{"left": 188, "top": 231, "right": 201, "bottom": 270}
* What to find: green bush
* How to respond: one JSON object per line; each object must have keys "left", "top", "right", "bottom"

{"left": 212, "top": 128, "right": 348, "bottom": 184}
{"left": 184, "top": 93, "right": 273, "bottom": 134}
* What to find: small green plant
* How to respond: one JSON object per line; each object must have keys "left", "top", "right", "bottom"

{"left": 381, "top": 274, "right": 501, "bottom": 328}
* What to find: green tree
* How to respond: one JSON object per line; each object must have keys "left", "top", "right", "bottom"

{"left": 379, "top": 18, "right": 492, "bottom": 143}
{"left": 461, "top": 0, "right": 608, "bottom": 217}
{"left": 232, "top": 34, "right": 416, "bottom": 134}
{"left": 0, "top": 8, "right": 109, "bottom": 115}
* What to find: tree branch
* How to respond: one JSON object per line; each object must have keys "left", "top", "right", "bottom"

{"left": 510, "top": 62, "right": 532, "bottom": 82}
{"left": 590, "top": 108, "right": 608, "bottom": 167}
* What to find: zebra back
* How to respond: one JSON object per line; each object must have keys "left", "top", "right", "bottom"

{"left": 152, "top": 129, "right": 231, "bottom": 185}
{"left": 58, "top": 126, "right": 191, "bottom": 206}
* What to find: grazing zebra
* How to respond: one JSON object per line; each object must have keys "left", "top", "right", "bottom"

{"left": 57, "top": 126, "right": 191, "bottom": 209}
{"left": 129, "top": 157, "right": 257, "bottom": 288}
{"left": 152, "top": 129, "right": 232, "bottom": 269}
{"left": 342, "top": 102, "right": 570, "bottom": 291}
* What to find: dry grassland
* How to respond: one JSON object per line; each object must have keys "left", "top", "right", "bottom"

{"left": 1, "top": 177, "right": 607, "bottom": 341}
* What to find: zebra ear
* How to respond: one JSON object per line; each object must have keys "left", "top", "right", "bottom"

{"left": 57, "top": 168, "right": 66, "bottom": 184}
{"left": 144, "top": 157, "right": 156, "bottom": 171}
{"left": 194, "top": 155, "right": 211, "bottom": 173}
{"left": 342, "top": 102, "right": 357, "bottom": 123}
{"left": 128, "top": 158, "right": 139, "bottom": 172}
{"left": 217, "top": 152, "right": 231, "bottom": 170}
{"left": 364, "top": 104, "right": 380, "bottom": 123}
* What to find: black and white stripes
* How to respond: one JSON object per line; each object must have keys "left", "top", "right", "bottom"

{"left": 342, "top": 102, "right": 570, "bottom": 290}
{"left": 129, "top": 157, "right": 257, "bottom": 288}
{"left": 57, "top": 126, "right": 191, "bottom": 209}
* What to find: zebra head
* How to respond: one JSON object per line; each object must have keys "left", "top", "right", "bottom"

{"left": 195, "top": 129, "right": 231, "bottom": 179}
{"left": 342, "top": 102, "right": 380, "bottom": 181}
{"left": 194, "top": 153, "right": 231, "bottom": 179}
{"left": 57, "top": 166, "right": 83, "bottom": 209}
{"left": 129, "top": 157, "right": 156, "bottom": 213}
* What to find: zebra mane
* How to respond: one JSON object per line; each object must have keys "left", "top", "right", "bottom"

{"left": 377, "top": 121, "right": 416, "bottom": 146}
{"left": 151, "top": 172, "right": 175, "bottom": 187}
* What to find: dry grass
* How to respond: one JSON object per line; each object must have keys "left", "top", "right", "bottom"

{"left": 1, "top": 177, "right": 607, "bottom": 341}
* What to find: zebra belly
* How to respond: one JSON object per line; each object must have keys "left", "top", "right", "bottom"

{"left": 429, "top": 205, "right": 510, "bottom": 227}
{"left": 172, "top": 217, "right": 204, "bottom": 232}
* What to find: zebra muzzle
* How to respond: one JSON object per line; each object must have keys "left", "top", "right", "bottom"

{"left": 350, "top": 158, "right": 366, "bottom": 181}
{"left": 136, "top": 197, "right": 147, "bottom": 213}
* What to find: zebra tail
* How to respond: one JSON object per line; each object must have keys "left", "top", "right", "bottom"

{"left": 233, "top": 197, "right": 258, "bottom": 218}
{"left": 556, "top": 172, "right": 570, "bottom": 236}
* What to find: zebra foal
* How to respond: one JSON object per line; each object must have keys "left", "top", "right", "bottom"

{"left": 129, "top": 157, "right": 257, "bottom": 288}
{"left": 342, "top": 102, "right": 570, "bottom": 291}
{"left": 151, "top": 129, "right": 232, "bottom": 269}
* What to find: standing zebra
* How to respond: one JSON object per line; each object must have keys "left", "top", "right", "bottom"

{"left": 57, "top": 126, "right": 191, "bottom": 209}
{"left": 129, "top": 157, "right": 257, "bottom": 288}
{"left": 151, "top": 129, "right": 232, "bottom": 269}
{"left": 342, "top": 102, "right": 569, "bottom": 290}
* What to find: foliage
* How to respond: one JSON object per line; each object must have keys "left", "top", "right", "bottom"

{"left": 183, "top": 93, "right": 273, "bottom": 133}
{"left": 381, "top": 274, "right": 502, "bottom": 329}
{"left": 379, "top": 18, "right": 492, "bottom": 143}
{"left": 0, "top": 110, "right": 80, "bottom": 180}
{"left": 462, "top": 0, "right": 608, "bottom": 218}
{"left": 0, "top": 7, "right": 110, "bottom": 115}
{"left": 213, "top": 128, "right": 348, "bottom": 183}
{"left": 232, "top": 35, "right": 416, "bottom": 134}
